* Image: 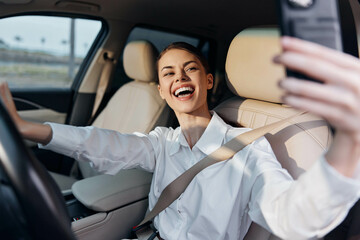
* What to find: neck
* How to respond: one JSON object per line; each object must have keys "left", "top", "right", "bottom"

{"left": 175, "top": 107, "right": 212, "bottom": 149}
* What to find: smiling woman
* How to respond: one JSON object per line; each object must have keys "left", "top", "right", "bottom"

{"left": 1, "top": 36, "right": 360, "bottom": 239}
{"left": 157, "top": 43, "right": 213, "bottom": 139}
{"left": 0, "top": 0, "right": 360, "bottom": 239}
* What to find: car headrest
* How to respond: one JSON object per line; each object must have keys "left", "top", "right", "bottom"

{"left": 225, "top": 28, "right": 285, "bottom": 103}
{"left": 123, "top": 40, "right": 158, "bottom": 82}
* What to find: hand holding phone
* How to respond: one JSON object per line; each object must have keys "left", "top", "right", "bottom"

{"left": 277, "top": 0, "right": 343, "bottom": 82}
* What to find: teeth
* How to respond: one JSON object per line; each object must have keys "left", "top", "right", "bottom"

{"left": 175, "top": 87, "right": 194, "bottom": 96}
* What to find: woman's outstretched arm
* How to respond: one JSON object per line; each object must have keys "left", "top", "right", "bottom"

{"left": 274, "top": 37, "right": 360, "bottom": 178}
{"left": 0, "top": 81, "right": 158, "bottom": 173}
{"left": 0, "top": 82, "right": 52, "bottom": 145}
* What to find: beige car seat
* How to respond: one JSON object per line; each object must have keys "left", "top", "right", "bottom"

{"left": 214, "top": 28, "right": 332, "bottom": 239}
{"left": 51, "top": 40, "right": 170, "bottom": 191}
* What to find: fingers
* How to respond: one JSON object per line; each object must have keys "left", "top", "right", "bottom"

{"left": 281, "top": 37, "right": 360, "bottom": 71}
{"left": 0, "top": 82, "right": 11, "bottom": 105}
{"left": 279, "top": 76, "right": 360, "bottom": 134}
{"left": 282, "top": 92, "right": 360, "bottom": 133}
{"left": 0, "top": 81, "right": 20, "bottom": 121}
{"left": 279, "top": 78, "right": 358, "bottom": 112}
{"left": 0, "top": 81, "right": 9, "bottom": 96}
{"left": 279, "top": 38, "right": 360, "bottom": 172}
{"left": 274, "top": 37, "right": 360, "bottom": 94}
{"left": 0, "top": 81, "right": 14, "bottom": 105}
{"left": 274, "top": 50, "right": 360, "bottom": 91}
{"left": 275, "top": 38, "right": 360, "bottom": 136}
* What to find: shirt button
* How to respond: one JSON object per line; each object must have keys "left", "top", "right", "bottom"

{"left": 178, "top": 210, "right": 181, "bottom": 214}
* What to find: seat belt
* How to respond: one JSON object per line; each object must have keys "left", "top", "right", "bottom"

{"left": 91, "top": 52, "right": 116, "bottom": 119}
{"left": 134, "top": 111, "right": 306, "bottom": 239}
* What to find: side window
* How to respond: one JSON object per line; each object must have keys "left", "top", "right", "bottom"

{"left": 0, "top": 15, "right": 102, "bottom": 88}
{"left": 113, "top": 26, "right": 213, "bottom": 87}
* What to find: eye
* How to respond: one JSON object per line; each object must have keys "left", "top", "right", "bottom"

{"left": 163, "top": 72, "right": 174, "bottom": 77}
{"left": 186, "top": 67, "right": 198, "bottom": 72}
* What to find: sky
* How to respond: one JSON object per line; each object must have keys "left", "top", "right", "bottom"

{"left": 0, "top": 15, "right": 101, "bottom": 57}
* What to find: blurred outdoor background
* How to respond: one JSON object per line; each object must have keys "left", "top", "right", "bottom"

{"left": 0, "top": 16, "right": 101, "bottom": 88}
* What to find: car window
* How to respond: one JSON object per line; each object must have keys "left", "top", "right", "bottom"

{"left": 0, "top": 15, "right": 102, "bottom": 88}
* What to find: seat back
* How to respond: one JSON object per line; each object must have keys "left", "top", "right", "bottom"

{"left": 80, "top": 40, "right": 170, "bottom": 178}
{"left": 214, "top": 28, "right": 332, "bottom": 239}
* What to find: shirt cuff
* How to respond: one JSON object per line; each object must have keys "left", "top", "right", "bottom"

{"left": 38, "top": 122, "right": 54, "bottom": 148}
{"left": 309, "top": 155, "right": 360, "bottom": 237}
{"left": 38, "top": 122, "right": 79, "bottom": 157}
{"left": 320, "top": 155, "right": 360, "bottom": 197}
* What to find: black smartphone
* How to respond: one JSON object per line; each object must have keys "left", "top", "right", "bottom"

{"left": 276, "top": 0, "right": 343, "bottom": 82}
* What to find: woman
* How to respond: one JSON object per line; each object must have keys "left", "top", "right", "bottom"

{"left": 0, "top": 38, "right": 359, "bottom": 240}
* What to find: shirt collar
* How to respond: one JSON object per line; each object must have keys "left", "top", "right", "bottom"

{"left": 169, "top": 111, "right": 229, "bottom": 156}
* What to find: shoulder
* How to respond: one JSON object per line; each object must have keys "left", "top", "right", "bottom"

{"left": 214, "top": 112, "right": 274, "bottom": 155}
{"left": 212, "top": 111, "right": 251, "bottom": 139}
{"left": 148, "top": 126, "right": 181, "bottom": 142}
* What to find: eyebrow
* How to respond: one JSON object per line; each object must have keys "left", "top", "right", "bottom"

{"left": 160, "top": 60, "right": 198, "bottom": 72}
{"left": 183, "top": 61, "right": 197, "bottom": 68}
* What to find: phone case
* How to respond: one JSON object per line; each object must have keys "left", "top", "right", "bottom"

{"left": 277, "top": 0, "right": 343, "bottom": 82}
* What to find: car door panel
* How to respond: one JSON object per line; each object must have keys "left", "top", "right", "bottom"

{"left": 19, "top": 109, "right": 67, "bottom": 126}
{"left": 11, "top": 89, "right": 74, "bottom": 173}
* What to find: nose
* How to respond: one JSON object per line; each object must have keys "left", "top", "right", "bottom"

{"left": 175, "top": 69, "right": 189, "bottom": 82}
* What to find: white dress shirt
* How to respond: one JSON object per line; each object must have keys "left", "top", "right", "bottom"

{"left": 40, "top": 112, "right": 360, "bottom": 240}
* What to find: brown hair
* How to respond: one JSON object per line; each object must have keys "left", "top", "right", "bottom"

{"left": 156, "top": 42, "right": 210, "bottom": 81}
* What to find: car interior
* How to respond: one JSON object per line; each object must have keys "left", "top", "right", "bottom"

{"left": 215, "top": 27, "right": 332, "bottom": 240}
{"left": 0, "top": 0, "right": 359, "bottom": 239}
{"left": 50, "top": 40, "right": 172, "bottom": 193}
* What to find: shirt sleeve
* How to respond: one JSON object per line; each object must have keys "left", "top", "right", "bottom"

{"left": 38, "top": 122, "right": 161, "bottom": 174}
{"left": 247, "top": 137, "right": 360, "bottom": 239}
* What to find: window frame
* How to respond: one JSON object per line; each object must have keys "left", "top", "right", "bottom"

{"left": 0, "top": 12, "right": 109, "bottom": 91}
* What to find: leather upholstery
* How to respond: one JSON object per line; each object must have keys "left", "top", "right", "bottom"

{"left": 215, "top": 98, "right": 331, "bottom": 179}
{"left": 54, "top": 41, "right": 169, "bottom": 188}
{"left": 78, "top": 41, "right": 168, "bottom": 179}
{"left": 218, "top": 26, "right": 332, "bottom": 179}
{"left": 225, "top": 28, "right": 284, "bottom": 103}
{"left": 214, "top": 27, "right": 332, "bottom": 239}
{"left": 50, "top": 171, "right": 77, "bottom": 194}
{"left": 123, "top": 40, "right": 158, "bottom": 82}
{"left": 92, "top": 81, "right": 167, "bottom": 133}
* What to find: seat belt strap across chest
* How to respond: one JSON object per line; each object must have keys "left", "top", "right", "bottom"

{"left": 136, "top": 111, "right": 306, "bottom": 229}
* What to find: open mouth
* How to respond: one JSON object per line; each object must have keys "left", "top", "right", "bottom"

{"left": 174, "top": 86, "right": 195, "bottom": 98}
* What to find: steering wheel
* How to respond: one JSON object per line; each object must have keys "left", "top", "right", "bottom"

{"left": 0, "top": 100, "right": 76, "bottom": 240}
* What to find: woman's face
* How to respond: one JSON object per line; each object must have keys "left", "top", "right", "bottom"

{"left": 157, "top": 49, "right": 213, "bottom": 115}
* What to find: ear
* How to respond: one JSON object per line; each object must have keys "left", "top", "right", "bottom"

{"left": 158, "top": 84, "right": 165, "bottom": 99}
{"left": 206, "top": 73, "right": 214, "bottom": 90}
